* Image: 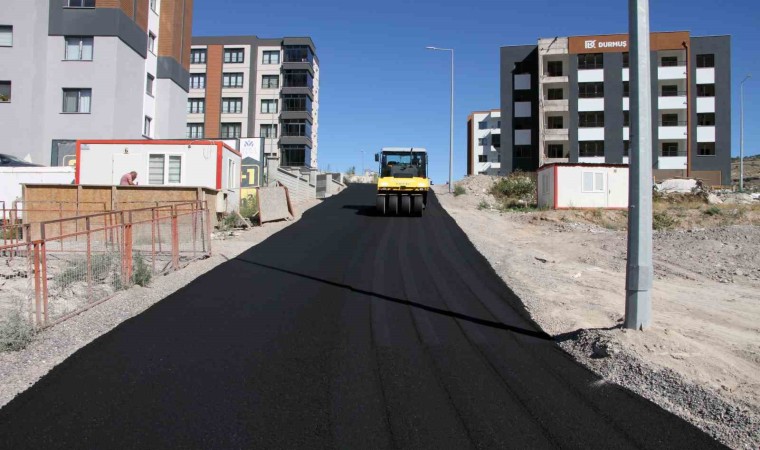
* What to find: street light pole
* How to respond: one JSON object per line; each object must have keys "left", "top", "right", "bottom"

{"left": 740, "top": 75, "right": 751, "bottom": 192}
{"left": 426, "top": 46, "right": 455, "bottom": 193}
{"left": 625, "top": 0, "right": 653, "bottom": 330}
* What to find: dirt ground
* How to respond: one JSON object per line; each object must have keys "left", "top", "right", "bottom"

{"left": 732, "top": 154, "right": 760, "bottom": 191}
{"left": 436, "top": 177, "right": 760, "bottom": 449}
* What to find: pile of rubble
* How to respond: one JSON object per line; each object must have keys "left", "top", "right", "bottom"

{"left": 655, "top": 178, "right": 759, "bottom": 205}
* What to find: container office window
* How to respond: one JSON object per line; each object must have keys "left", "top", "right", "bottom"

{"left": 224, "top": 48, "right": 245, "bottom": 64}
{"left": 262, "top": 75, "right": 279, "bottom": 89}
{"left": 696, "top": 54, "right": 714, "bottom": 68}
{"left": 64, "top": 36, "right": 93, "bottom": 60}
{"left": 62, "top": 88, "right": 91, "bottom": 113}
{"left": 190, "top": 74, "right": 206, "bottom": 89}
{"left": 582, "top": 172, "right": 605, "bottom": 193}
{"left": 146, "top": 74, "right": 154, "bottom": 95}
{"left": 547, "top": 144, "right": 565, "bottom": 158}
{"left": 143, "top": 116, "right": 152, "bottom": 137}
{"left": 547, "top": 116, "right": 564, "bottom": 129}
{"left": 578, "top": 53, "right": 603, "bottom": 70}
{"left": 261, "top": 99, "right": 278, "bottom": 113}
{"left": 186, "top": 123, "right": 204, "bottom": 138}
{"left": 661, "top": 142, "right": 680, "bottom": 157}
{"left": 148, "top": 155, "right": 165, "bottom": 184}
{"left": 148, "top": 32, "right": 156, "bottom": 54}
{"left": 221, "top": 123, "right": 242, "bottom": 138}
{"left": 0, "top": 81, "right": 10, "bottom": 102}
{"left": 578, "top": 111, "right": 604, "bottom": 128}
{"left": 547, "top": 88, "right": 564, "bottom": 100}
{"left": 67, "top": 0, "right": 95, "bottom": 7}
{"left": 661, "top": 114, "right": 679, "bottom": 126}
{"left": 260, "top": 124, "right": 278, "bottom": 138}
{"left": 578, "top": 82, "right": 604, "bottom": 98}
{"left": 169, "top": 156, "right": 181, "bottom": 184}
{"left": 190, "top": 49, "right": 206, "bottom": 64}
{"left": 697, "top": 143, "right": 715, "bottom": 156}
{"left": 478, "top": 155, "right": 487, "bottom": 163}
{"left": 187, "top": 98, "right": 205, "bottom": 114}
{"left": 661, "top": 85, "right": 679, "bottom": 97}
{"left": 579, "top": 141, "right": 604, "bottom": 157}
{"left": 623, "top": 81, "right": 629, "bottom": 97}
{"left": 513, "top": 146, "right": 532, "bottom": 158}
{"left": 697, "top": 113, "right": 715, "bottom": 126}
{"left": 263, "top": 50, "right": 280, "bottom": 64}
{"left": 222, "top": 97, "right": 242, "bottom": 114}
{"left": 223, "top": 73, "right": 244, "bottom": 88}
{"left": 697, "top": 84, "right": 715, "bottom": 97}
{"left": 0, "top": 26, "right": 12, "bottom": 47}
{"left": 660, "top": 56, "right": 679, "bottom": 67}
{"left": 546, "top": 61, "right": 563, "bottom": 77}
{"left": 622, "top": 52, "right": 629, "bottom": 68}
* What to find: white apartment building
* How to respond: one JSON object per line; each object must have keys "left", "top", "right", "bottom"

{"left": 466, "top": 110, "right": 501, "bottom": 175}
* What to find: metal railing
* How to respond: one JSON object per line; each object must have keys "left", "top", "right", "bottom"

{"left": 0, "top": 202, "right": 211, "bottom": 328}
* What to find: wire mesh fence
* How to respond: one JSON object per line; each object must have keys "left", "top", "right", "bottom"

{"left": 0, "top": 202, "right": 210, "bottom": 329}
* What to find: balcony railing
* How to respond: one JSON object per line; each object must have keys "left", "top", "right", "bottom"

{"left": 660, "top": 150, "right": 687, "bottom": 157}
{"left": 659, "top": 120, "right": 688, "bottom": 126}
{"left": 660, "top": 90, "right": 687, "bottom": 97}
{"left": 660, "top": 60, "right": 686, "bottom": 67}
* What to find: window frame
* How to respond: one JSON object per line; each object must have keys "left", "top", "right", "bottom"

{"left": 186, "top": 123, "right": 204, "bottom": 139}
{"left": 578, "top": 53, "right": 603, "bottom": 70}
{"left": 260, "top": 124, "right": 278, "bottom": 139}
{"left": 697, "top": 142, "right": 716, "bottom": 156}
{"left": 146, "top": 73, "right": 155, "bottom": 96}
{"left": 261, "top": 74, "right": 280, "bottom": 89}
{"left": 579, "top": 141, "right": 605, "bottom": 157}
{"left": 148, "top": 154, "right": 183, "bottom": 185}
{"left": 262, "top": 50, "right": 280, "bottom": 65}
{"left": 190, "top": 49, "right": 207, "bottom": 64}
{"left": 224, "top": 48, "right": 245, "bottom": 64}
{"left": 697, "top": 113, "right": 715, "bottom": 126}
{"left": 696, "top": 54, "right": 715, "bottom": 68}
{"left": 222, "top": 72, "right": 244, "bottom": 89}
{"left": 143, "top": 116, "right": 152, "bottom": 137}
{"left": 61, "top": 88, "right": 92, "bottom": 114}
{"left": 697, "top": 84, "right": 715, "bottom": 97}
{"left": 221, "top": 97, "right": 243, "bottom": 114}
{"left": 661, "top": 142, "right": 680, "bottom": 157}
{"left": 578, "top": 82, "right": 604, "bottom": 99}
{"left": 64, "top": 36, "right": 94, "bottom": 61}
{"left": 546, "top": 60, "right": 563, "bottom": 77}
{"left": 546, "top": 116, "right": 564, "bottom": 129}
{"left": 513, "top": 146, "right": 532, "bottom": 159}
{"left": 578, "top": 111, "right": 604, "bottom": 128}
{"left": 0, "top": 81, "right": 11, "bottom": 103}
{"left": 66, "top": 0, "right": 96, "bottom": 7}
{"left": 189, "top": 74, "right": 206, "bottom": 89}
{"left": 547, "top": 144, "right": 565, "bottom": 159}
{"left": 148, "top": 32, "right": 156, "bottom": 54}
{"left": 582, "top": 171, "right": 605, "bottom": 193}
{"left": 187, "top": 98, "right": 205, "bottom": 114}
{"left": 260, "top": 99, "right": 278, "bottom": 114}
{"left": 547, "top": 88, "right": 564, "bottom": 100}
{"left": 220, "top": 122, "right": 242, "bottom": 139}
{"left": 478, "top": 155, "right": 487, "bottom": 163}
{"left": 0, "top": 25, "right": 12, "bottom": 47}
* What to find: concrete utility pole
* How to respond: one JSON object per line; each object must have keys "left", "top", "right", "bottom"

{"left": 426, "top": 46, "right": 455, "bottom": 193}
{"left": 740, "top": 75, "right": 751, "bottom": 192}
{"left": 625, "top": 0, "right": 653, "bottom": 330}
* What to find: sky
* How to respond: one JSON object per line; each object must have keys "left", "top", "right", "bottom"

{"left": 193, "top": 0, "right": 760, "bottom": 183}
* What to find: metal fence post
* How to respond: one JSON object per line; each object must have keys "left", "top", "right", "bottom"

{"left": 125, "top": 211, "right": 133, "bottom": 284}
{"left": 171, "top": 206, "right": 179, "bottom": 270}
{"left": 32, "top": 242, "right": 42, "bottom": 327}
{"left": 86, "top": 216, "right": 92, "bottom": 303}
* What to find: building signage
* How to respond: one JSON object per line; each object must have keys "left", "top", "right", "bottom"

{"left": 569, "top": 32, "right": 689, "bottom": 54}
{"left": 584, "top": 39, "right": 627, "bottom": 50}
{"left": 239, "top": 137, "right": 264, "bottom": 162}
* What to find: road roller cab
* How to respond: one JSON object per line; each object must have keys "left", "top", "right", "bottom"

{"left": 375, "top": 147, "right": 429, "bottom": 216}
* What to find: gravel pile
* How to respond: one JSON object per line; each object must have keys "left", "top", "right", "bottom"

{"left": 560, "top": 329, "right": 760, "bottom": 449}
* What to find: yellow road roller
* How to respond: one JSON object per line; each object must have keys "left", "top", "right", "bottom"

{"left": 375, "top": 147, "right": 429, "bottom": 216}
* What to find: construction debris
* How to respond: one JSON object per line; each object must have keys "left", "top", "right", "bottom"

{"left": 257, "top": 186, "right": 294, "bottom": 224}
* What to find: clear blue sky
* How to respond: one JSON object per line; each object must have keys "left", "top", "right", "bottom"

{"left": 193, "top": 0, "right": 759, "bottom": 182}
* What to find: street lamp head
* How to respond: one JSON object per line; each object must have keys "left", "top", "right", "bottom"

{"left": 425, "top": 46, "right": 438, "bottom": 50}
{"left": 742, "top": 74, "right": 752, "bottom": 83}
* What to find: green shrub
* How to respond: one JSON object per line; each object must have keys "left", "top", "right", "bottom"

{"left": 653, "top": 211, "right": 678, "bottom": 230}
{"left": 704, "top": 206, "right": 722, "bottom": 216}
{"left": 240, "top": 194, "right": 259, "bottom": 220}
{"left": 453, "top": 185, "right": 466, "bottom": 196}
{"left": 0, "top": 310, "right": 34, "bottom": 352}
{"left": 53, "top": 253, "right": 118, "bottom": 291}
{"left": 132, "top": 254, "right": 152, "bottom": 287}
{"left": 477, "top": 200, "right": 490, "bottom": 210}
{"left": 490, "top": 172, "right": 536, "bottom": 207}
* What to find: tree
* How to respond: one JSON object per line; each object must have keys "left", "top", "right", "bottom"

{"left": 347, "top": 166, "right": 356, "bottom": 176}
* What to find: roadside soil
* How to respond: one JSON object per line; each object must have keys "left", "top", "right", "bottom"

{"left": 437, "top": 177, "right": 760, "bottom": 449}
{"left": 0, "top": 199, "right": 320, "bottom": 409}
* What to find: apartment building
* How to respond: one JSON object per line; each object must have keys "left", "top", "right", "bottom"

{"left": 0, "top": 0, "right": 193, "bottom": 166}
{"left": 466, "top": 110, "right": 501, "bottom": 175}
{"left": 186, "top": 36, "right": 320, "bottom": 168}
{"left": 500, "top": 32, "right": 731, "bottom": 185}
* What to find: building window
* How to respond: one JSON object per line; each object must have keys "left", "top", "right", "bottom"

{"left": 187, "top": 98, "right": 205, "bottom": 114}
{"left": 582, "top": 172, "right": 605, "bottom": 193}
{"left": 223, "top": 73, "right": 244, "bottom": 88}
{"left": 262, "top": 75, "right": 279, "bottom": 89}
{"left": 513, "top": 146, "right": 531, "bottom": 158}
{"left": 148, "top": 155, "right": 181, "bottom": 185}
{"left": 149, "top": 0, "right": 157, "bottom": 11}
{"left": 497, "top": 121, "right": 501, "bottom": 128}
{"left": 624, "top": 140, "right": 630, "bottom": 157}
{"left": 221, "top": 123, "right": 242, "bottom": 138}
{"left": 478, "top": 138, "right": 487, "bottom": 146}
{"left": 224, "top": 48, "right": 245, "bottom": 64}
{"left": 0, "top": 25, "right": 12, "bottom": 47}
{"left": 578, "top": 111, "right": 604, "bottom": 128}
{"left": 697, "top": 113, "right": 715, "bottom": 126}
{"left": 578, "top": 53, "right": 603, "bottom": 70}
{"left": 148, "top": 32, "right": 156, "bottom": 53}
{"left": 546, "top": 116, "right": 564, "bottom": 129}
{"left": 67, "top": 0, "right": 95, "bottom": 7}
{"left": 0, "top": 81, "right": 10, "bottom": 102}
{"left": 697, "top": 143, "right": 716, "bottom": 156}
{"left": 282, "top": 94, "right": 311, "bottom": 112}
{"left": 186, "top": 123, "right": 204, "bottom": 139}
{"left": 696, "top": 54, "right": 714, "bottom": 68}
{"left": 190, "top": 74, "right": 206, "bottom": 89}
{"left": 622, "top": 52, "right": 629, "bottom": 68}
{"left": 478, "top": 155, "right": 487, "bottom": 163}
{"left": 283, "top": 70, "right": 311, "bottom": 88}
{"left": 284, "top": 45, "right": 313, "bottom": 63}
{"left": 624, "top": 111, "right": 630, "bottom": 127}
{"left": 190, "top": 49, "right": 206, "bottom": 64}
{"left": 547, "top": 144, "right": 565, "bottom": 158}
{"left": 546, "top": 60, "right": 563, "bottom": 77}
{"left": 579, "top": 141, "right": 604, "bottom": 157}
{"left": 513, "top": 90, "right": 532, "bottom": 102}
{"left": 697, "top": 84, "right": 715, "bottom": 97}
{"left": 547, "top": 88, "right": 564, "bottom": 100}
{"left": 64, "top": 36, "right": 93, "bottom": 60}
{"left": 263, "top": 50, "right": 280, "bottom": 64}
{"left": 491, "top": 134, "right": 500, "bottom": 148}
{"left": 282, "top": 119, "right": 311, "bottom": 137}
{"left": 661, "top": 85, "right": 679, "bottom": 97}
{"left": 62, "top": 88, "right": 91, "bottom": 113}
{"left": 222, "top": 97, "right": 243, "bottom": 114}
{"left": 146, "top": 74, "right": 154, "bottom": 95}
{"left": 661, "top": 142, "right": 680, "bottom": 157}
{"left": 514, "top": 117, "right": 532, "bottom": 129}
{"left": 261, "top": 99, "right": 278, "bottom": 113}
{"left": 660, "top": 56, "right": 679, "bottom": 67}
{"left": 281, "top": 145, "right": 307, "bottom": 166}
{"left": 623, "top": 81, "right": 629, "bottom": 97}
{"left": 478, "top": 121, "right": 488, "bottom": 130}
{"left": 578, "top": 82, "right": 604, "bottom": 98}
{"left": 661, "top": 113, "right": 680, "bottom": 126}
{"left": 143, "top": 116, "right": 152, "bottom": 137}
{"left": 260, "top": 124, "right": 278, "bottom": 138}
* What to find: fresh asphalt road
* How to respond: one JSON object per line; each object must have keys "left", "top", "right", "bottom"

{"left": 0, "top": 185, "right": 724, "bottom": 449}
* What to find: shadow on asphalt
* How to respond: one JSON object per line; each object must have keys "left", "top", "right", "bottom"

{"left": 341, "top": 204, "right": 378, "bottom": 216}
{"left": 235, "top": 257, "right": 553, "bottom": 341}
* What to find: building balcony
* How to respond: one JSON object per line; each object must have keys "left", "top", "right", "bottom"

{"left": 282, "top": 61, "right": 314, "bottom": 75}
{"left": 541, "top": 75, "right": 569, "bottom": 84}
{"left": 544, "top": 128, "right": 568, "bottom": 141}
{"left": 280, "top": 110, "right": 313, "bottom": 122}
{"left": 658, "top": 125, "right": 687, "bottom": 140}
{"left": 658, "top": 66, "right": 687, "bottom": 80}
{"left": 281, "top": 86, "right": 314, "bottom": 99}
{"left": 658, "top": 96, "right": 687, "bottom": 110}
{"left": 280, "top": 135, "right": 312, "bottom": 147}
{"left": 542, "top": 99, "right": 569, "bottom": 112}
